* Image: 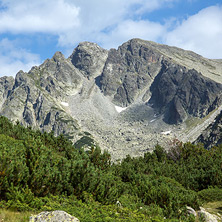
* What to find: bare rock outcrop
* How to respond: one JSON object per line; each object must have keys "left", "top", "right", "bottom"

{"left": 0, "top": 76, "right": 14, "bottom": 110}
{"left": 29, "top": 211, "right": 79, "bottom": 222}
{"left": 70, "top": 42, "right": 108, "bottom": 79}
{"left": 198, "top": 207, "right": 221, "bottom": 222}
{"left": 99, "top": 39, "right": 163, "bottom": 106}
{"left": 0, "top": 52, "right": 82, "bottom": 140}
{"left": 149, "top": 60, "right": 222, "bottom": 124}
{"left": 196, "top": 109, "right": 222, "bottom": 148}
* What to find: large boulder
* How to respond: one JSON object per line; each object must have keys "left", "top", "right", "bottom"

{"left": 198, "top": 207, "right": 220, "bottom": 222}
{"left": 29, "top": 210, "right": 79, "bottom": 222}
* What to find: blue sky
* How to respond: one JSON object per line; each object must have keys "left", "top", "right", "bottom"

{"left": 0, "top": 0, "right": 222, "bottom": 77}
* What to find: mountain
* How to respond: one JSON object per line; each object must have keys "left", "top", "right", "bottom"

{"left": 1, "top": 38, "right": 222, "bottom": 159}
{"left": 196, "top": 109, "right": 222, "bottom": 149}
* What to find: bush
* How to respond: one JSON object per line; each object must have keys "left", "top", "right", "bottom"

{"left": 2, "top": 116, "right": 222, "bottom": 221}
{"left": 198, "top": 187, "right": 222, "bottom": 202}
{"left": 0, "top": 134, "right": 30, "bottom": 199}
{"left": 132, "top": 175, "right": 199, "bottom": 217}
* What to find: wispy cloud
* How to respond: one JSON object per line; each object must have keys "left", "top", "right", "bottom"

{"left": 0, "top": 0, "right": 176, "bottom": 47}
{"left": 0, "top": 38, "right": 40, "bottom": 77}
{"left": 98, "top": 19, "right": 166, "bottom": 49}
{"left": 132, "top": 0, "right": 178, "bottom": 14}
{"left": 165, "top": 5, "right": 222, "bottom": 59}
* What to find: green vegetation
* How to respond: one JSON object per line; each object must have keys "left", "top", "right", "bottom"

{"left": 202, "top": 201, "right": 222, "bottom": 216}
{"left": 74, "top": 136, "right": 95, "bottom": 149}
{"left": 0, "top": 116, "right": 222, "bottom": 221}
{"left": 198, "top": 188, "right": 222, "bottom": 203}
{"left": 0, "top": 209, "right": 32, "bottom": 222}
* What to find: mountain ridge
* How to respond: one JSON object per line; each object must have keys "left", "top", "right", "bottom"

{"left": 1, "top": 38, "right": 222, "bottom": 159}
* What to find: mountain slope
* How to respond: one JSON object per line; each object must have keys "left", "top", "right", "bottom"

{"left": 0, "top": 38, "right": 222, "bottom": 159}
{"left": 196, "top": 109, "right": 222, "bottom": 148}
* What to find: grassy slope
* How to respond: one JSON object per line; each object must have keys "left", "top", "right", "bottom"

{"left": 0, "top": 209, "right": 33, "bottom": 222}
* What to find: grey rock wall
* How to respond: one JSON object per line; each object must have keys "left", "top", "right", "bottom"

{"left": 149, "top": 60, "right": 222, "bottom": 124}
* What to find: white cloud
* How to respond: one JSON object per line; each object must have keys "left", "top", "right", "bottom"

{"left": 0, "top": 38, "right": 40, "bottom": 77}
{"left": 0, "top": 0, "right": 80, "bottom": 34}
{"left": 57, "top": 0, "right": 131, "bottom": 47}
{"left": 58, "top": 0, "right": 176, "bottom": 48}
{"left": 133, "top": 0, "right": 178, "bottom": 14}
{"left": 99, "top": 19, "right": 166, "bottom": 49}
{"left": 165, "top": 5, "right": 222, "bottom": 59}
{"left": 0, "top": 0, "right": 176, "bottom": 48}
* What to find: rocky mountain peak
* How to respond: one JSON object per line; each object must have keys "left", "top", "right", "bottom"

{"left": 52, "top": 51, "right": 66, "bottom": 62}
{"left": 98, "top": 39, "right": 164, "bottom": 107}
{"left": 69, "top": 41, "right": 108, "bottom": 78}
{"left": 0, "top": 39, "right": 222, "bottom": 159}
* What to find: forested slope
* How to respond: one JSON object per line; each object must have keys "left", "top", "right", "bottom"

{"left": 0, "top": 116, "right": 222, "bottom": 221}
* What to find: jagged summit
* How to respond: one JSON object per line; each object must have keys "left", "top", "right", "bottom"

{"left": 1, "top": 39, "right": 222, "bottom": 159}
{"left": 69, "top": 41, "right": 108, "bottom": 78}
{"left": 123, "top": 38, "right": 222, "bottom": 83}
{"left": 52, "top": 51, "right": 66, "bottom": 61}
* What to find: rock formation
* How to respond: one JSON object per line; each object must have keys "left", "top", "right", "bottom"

{"left": 196, "top": 109, "right": 222, "bottom": 148}
{"left": 0, "top": 38, "right": 222, "bottom": 159}
{"left": 186, "top": 206, "right": 222, "bottom": 222}
{"left": 149, "top": 60, "right": 222, "bottom": 124}
{"left": 29, "top": 210, "right": 79, "bottom": 222}
{"left": 198, "top": 207, "right": 221, "bottom": 222}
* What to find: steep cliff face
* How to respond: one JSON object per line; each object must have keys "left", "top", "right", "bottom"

{"left": 0, "top": 76, "right": 14, "bottom": 110}
{"left": 98, "top": 39, "right": 222, "bottom": 124}
{"left": 0, "top": 38, "right": 222, "bottom": 159}
{"left": 196, "top": 110, "right": 222, "bottom": 148}
{"left": 149, "top": 60, "right": 222, "bottom": 124}
{"left": 0, "top": 52, "right": 82, "bottom": 139}
{"left": 99, "top": 39, "right": 163, "bottom": 106}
